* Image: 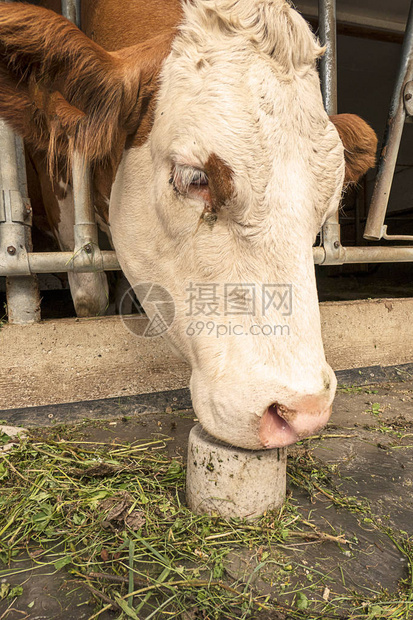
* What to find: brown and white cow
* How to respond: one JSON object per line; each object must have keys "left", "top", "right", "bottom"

{"left": 0, "top": 0, "right": 377, "bottom": 449}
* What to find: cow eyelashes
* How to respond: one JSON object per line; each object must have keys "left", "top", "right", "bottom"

{"left": 191, "top": 169, "right": 208, "bottom": 186}
{"left": 170, "top": 164, "right": 208, "bottom": 195}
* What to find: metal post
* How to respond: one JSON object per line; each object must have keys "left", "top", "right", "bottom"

{"left": 318, "top": 0, "right": 343, "bottom": 264}
{"left": 0, "top": 122, "right": 40, "bottom": 324}
{"left": 71, "top": 151, "right": 103, "bottom": 272}
{"left": 61, "top": 0, "right": 81, "bottom": 28}
{"left": 318, "top": 0, "right": 337, "bottom": 115}
{"left": 364, "top": 0, "right": 413, "bottom": 241}
{"left": 62, "top": 1, "right": 108, "bottom": 300}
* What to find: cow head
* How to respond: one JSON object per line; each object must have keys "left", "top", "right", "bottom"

{"left": 0, "top": 1, "right": 377, "bottom": 449}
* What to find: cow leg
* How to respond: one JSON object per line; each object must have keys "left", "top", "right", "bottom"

{"left": 68, "top": 271, "right": 109, "bottom": 317}
{"left": 28, "top": 151, "right": 109, "bottom": 317}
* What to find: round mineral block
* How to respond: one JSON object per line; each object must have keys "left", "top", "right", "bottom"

{"left": 186, "top": 424, "right": 286, "bottom": 520}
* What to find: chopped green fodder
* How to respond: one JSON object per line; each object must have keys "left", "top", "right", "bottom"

{"left": 0, "top": 425, "right": 412, "bottom": 620}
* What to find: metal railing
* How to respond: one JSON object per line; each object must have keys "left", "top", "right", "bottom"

{"left": 0, "top": 0, "right": 120, "bottom": 324}
{"left": 0, "top": 123, "right": 41, "bottom": 323}
{"left": 317, "top": 0, "right": 413, "bottom": 263}
{"left": 0, "top": 0, "right": 413, "bottom": 325}
{"left": 363, "top": 0, "right": 413, "bottom": 241}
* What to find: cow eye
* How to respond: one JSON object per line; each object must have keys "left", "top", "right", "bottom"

{"left": 170, "top": 164, "right": 209, "bottom": 196}
{"left": 189, "top": 169, "right": 208, "bottom": 187}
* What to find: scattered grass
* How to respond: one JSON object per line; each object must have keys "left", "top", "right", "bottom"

{"left": 288, "top": 450, "right": 413, "bottom": 618}
{"left": 367, "top": 403, "right": 383, "bottom": 417}
{"left": 337, "top": 386, "right": 378, "bottom": 395}
{"left": 0, "top": 424, "right": 412, "bottom": 619}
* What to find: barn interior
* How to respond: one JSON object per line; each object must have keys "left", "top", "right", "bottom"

{"left": 1, "top": 3, "right": 413, "bottom": 619}
{"left": 1, "top": 0, "right": 413, "bottom": 317}
{"left": 305, "top": 0, "right": 413, "bottom": 303}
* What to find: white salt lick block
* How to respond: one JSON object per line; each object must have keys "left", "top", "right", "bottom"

{"left": 186, "top": 424, "right": 287, "bottom": 520}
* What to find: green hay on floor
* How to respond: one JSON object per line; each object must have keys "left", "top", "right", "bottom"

{"left": 0, "top": 423, "right": 412, "bottom": 620}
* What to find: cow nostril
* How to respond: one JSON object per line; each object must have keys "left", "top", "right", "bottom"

{"left": 259, "top": 404, "right": 297, "bottom": 447}
{"left": 274, "top": 402, "right": 295, "bottom": 423}
{"left": 267, "top": 403, "right": 289, "bottom": 429}
{"left": 259, "top": 399, "right": 333, "bottom": 449}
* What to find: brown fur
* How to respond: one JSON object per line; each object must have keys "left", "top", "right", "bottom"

{"left": 81, "top": 0, "right": 183, "bottom": 51}
{"left": 205, "top": 154, "right": 235, "bottom": 213}
{"left": 25, "top": 149, "right": 60, "bottom": 246}
{"left": 27, "top": 149, "right": 70, "bottom": 237}
{"left": 330, "top": 114, "right": 378, "bottom": 184}
{"left": 0, "top": 3, "right": 174, "bottom": 172}
{"left": 0, "top": 1, "right": 178, "bottom": 282}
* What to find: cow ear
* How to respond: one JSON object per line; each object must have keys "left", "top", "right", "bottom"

{"left": 329, "top": 114, "right": 378, "bottom": 185}
{"left": 0, "top": 4, "right": 172, "bottom": 170}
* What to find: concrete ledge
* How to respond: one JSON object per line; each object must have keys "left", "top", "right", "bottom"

{"left": 0, "top": 315, "right": 190, "bottom": 410}
{"left": 0, "top": 298, "right": 412, "bottom": 410}
{"left": 1, "top": 363, "right": 412, "bottom": 428}
{"left": 320, "top": 297, "right": 413, "bottom": 370}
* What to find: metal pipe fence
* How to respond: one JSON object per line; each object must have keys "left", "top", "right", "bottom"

{"left": 0, "top": 0, "right": 412, "bottom": 324}
{"left": 318, "top": 0, "right": 343, "bottom": 265}
{"left": 364, "top": 0, "right": 413, "bottom": 241}
{"left": 0, "top": 0, "right": 119, "bottom": 324}
{"left": 0, "top": 119, "right": 41, "bottom": 324}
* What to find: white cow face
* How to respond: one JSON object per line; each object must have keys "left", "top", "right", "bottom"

{"left": 110, "top": 0, "right": 372, "bottom": 449}
{"left": 0, "top": 0, "right": 377, "bottom": 449}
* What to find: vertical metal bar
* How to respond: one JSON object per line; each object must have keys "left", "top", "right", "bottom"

{"left": 62, "top": 3, "right": 102, "bottom": 268}
{"left": 0, "top": 123, "right": 40, "bottom": 324}
{"left": 318, "top": 0, "right": 342, "bottom": 264}
{"left": 318, "top": 0, "right": 337, "bottom": 116}
{"left": 61, "top": 0, "right": 81, "bottom": 28}
{"left": 364, "top": 0, "right": 413, "bottom": 240}
{"left": 71, "top": 151, "right": 101, "bottom": 263}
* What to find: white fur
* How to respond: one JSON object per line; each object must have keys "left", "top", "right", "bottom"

{"left": 110, "top": 0, "right": 344, "bottom": 449}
